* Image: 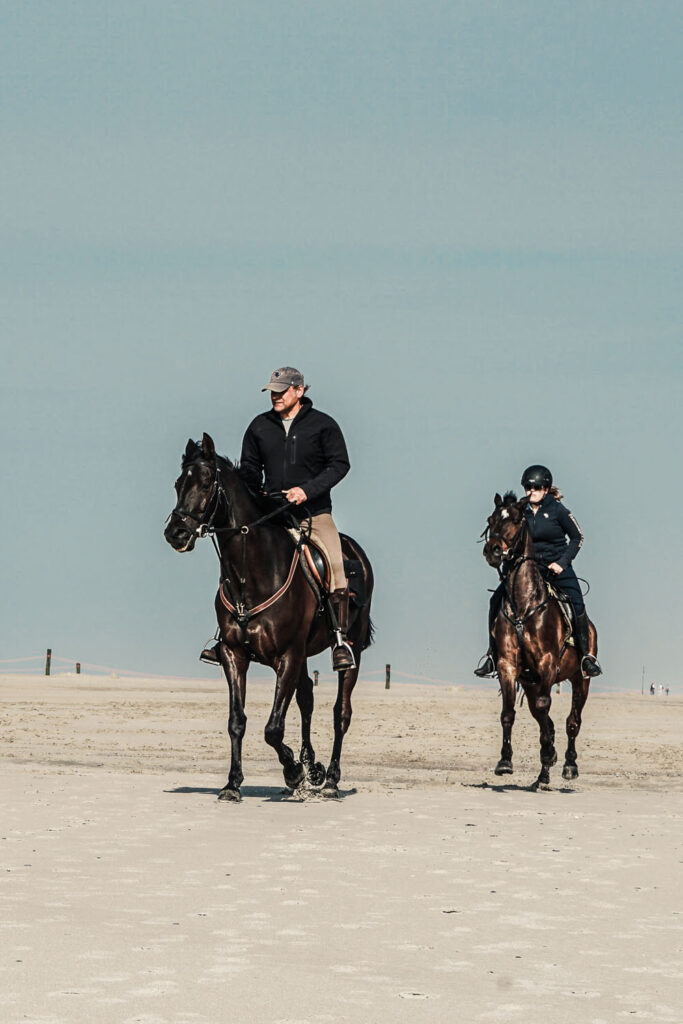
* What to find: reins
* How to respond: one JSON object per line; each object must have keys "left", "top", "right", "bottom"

{"left": 495, "top": 521, "right": 551, "bottom": 641}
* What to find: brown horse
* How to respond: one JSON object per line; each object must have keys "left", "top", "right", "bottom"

{"left": 482, "top": 492, "right": 597, "bottom": 787}
{"left": 164, "top": 434, "right": 374, "bottom": 801}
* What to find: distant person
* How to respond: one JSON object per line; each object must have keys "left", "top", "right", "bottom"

{"left": 201, "top": 366, "right": 355, "bottom": 671}
{"left": 650, "top": 683, "right": 655, "bottom": 695}
{"left": 666, "top": 687, "right": 670, "bottom": 696}
{"left": 475, "top": 464, "right": 602, "bottom": 678}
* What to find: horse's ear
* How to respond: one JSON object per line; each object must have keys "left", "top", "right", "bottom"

{"left": 184, "top": 439, "right": 195, "bottom": 459}
{"left": 494, "top": 493, "right": 503, "bottom": 508}
{"left": 201, "top": 433, "right": 216, "bottom": 459}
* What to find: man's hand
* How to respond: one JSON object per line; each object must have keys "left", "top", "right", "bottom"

{"left": 283, "top": 487, "right": 308, "bottom": 506}
{"left": 548, "top": 562, "right": 563, "bottom": 575}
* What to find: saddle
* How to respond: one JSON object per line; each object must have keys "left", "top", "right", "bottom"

{"left": 289, "top": 528, "right": 366, "bottom": 608}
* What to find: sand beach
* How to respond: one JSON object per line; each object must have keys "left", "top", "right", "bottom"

{"left": 1, "top": 673, "right": 681, "bottom": 1024}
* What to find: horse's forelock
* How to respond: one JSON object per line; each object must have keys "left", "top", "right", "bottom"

{"left": 503, "top": 490, "right": 518, "bottom": 504}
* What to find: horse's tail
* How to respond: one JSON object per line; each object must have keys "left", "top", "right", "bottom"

{"left": 361, "top": 616, "right": 375, "bottom": 651}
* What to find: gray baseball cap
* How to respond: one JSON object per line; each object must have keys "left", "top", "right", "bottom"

{"left": 262, "top": 366, "right": 306, "bottom": 392}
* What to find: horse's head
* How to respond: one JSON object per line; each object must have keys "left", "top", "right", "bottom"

{"left": 164, "top": 433, "right": 222, "bottom": 552}
{"left": 482, "top": 491, "right": 528, "bottom": 569}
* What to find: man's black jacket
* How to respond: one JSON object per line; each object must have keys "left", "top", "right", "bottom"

{"left": 240, "top": 397, "right": 350, "bottom": 517}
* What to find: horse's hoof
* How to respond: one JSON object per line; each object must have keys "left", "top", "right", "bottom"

{"left": 495, "top": 760, "right": 513, "bottom": 775}
{"left": 321, "top": 782, "right": 340, "bottom": 799}
{"left": 284, "top": 763, "right": 306, "bottom": 790}
{"left": 562, "top": 764, "right": 579, "bottom": 780}
{"left": 307, "top": 762, "right": 326, "bottom": 788}
{"left": 218, "top": 787, "right": 241, "bottom": 802}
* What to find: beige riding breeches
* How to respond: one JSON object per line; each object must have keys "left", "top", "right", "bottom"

{"left": 307, "top": 513, "right": 347, "bottom": 592}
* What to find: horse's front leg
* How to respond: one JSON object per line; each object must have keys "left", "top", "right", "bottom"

{"left": 296, "top": 662, "right": 326, "bottom": 787}
{"left": 265, "top": 649, "right": 307, "bottom": 791}
{"left": 563, "top": 662, "right": 591, "bottom": 780}
{"left": 495, "top": 662, "right": 517, "bottom": 776}
{"left": 526, "top": 664, "right": 558, "bottom": 788}
{"left": 217, "top": 644, "right": 249, "bottom": 802}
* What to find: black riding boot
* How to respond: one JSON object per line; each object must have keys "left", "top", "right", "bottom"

{"left": 199, "top": 638, "right": 221, "bottom": 665}
{"left": 474, "top": 642, "right": 498, "bottom": 678}
{"left": 329, "top": 588, "right": 356, "bottom": 672}
{"left": 474, "top": 594, "right": 501, "bottom": 677}
{"left": 574, "top": 611, "right": 602, "bottom": 677}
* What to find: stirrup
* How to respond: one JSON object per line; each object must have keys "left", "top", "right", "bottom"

{"left": 332, "top": 633, "right": 356, "bottom": 671}
{"left": 474, "top": 654, "right": 497, "bottom": 678}
{"left": 581, "top": 654, "right": 602, "bottom": 677}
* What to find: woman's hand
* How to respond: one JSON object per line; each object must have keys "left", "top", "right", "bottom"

{"left": 548, "top": 562, "right": 563, "bottom": 575}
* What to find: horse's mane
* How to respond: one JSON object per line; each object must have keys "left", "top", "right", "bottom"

{"left": 216, "top": 454, "right": 292, "bottom": 517}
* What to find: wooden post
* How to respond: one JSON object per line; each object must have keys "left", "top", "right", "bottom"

{"left": 76, "top": 662, "right": 81, "bottom": 674}
{"left": 313, "top": 670, "right": 318, "bottom": 687}
{"left": 45, "top": 648, "right": 52, "bottom": 676}
{"left": 385, "top": 663, "right": 391, "bottom": 689}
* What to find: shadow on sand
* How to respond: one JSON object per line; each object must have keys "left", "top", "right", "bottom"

{"left": 463, "top": 780, "right": 577, "bottom": 795}
{"left": 165, "top": 784, "right": 358, "bottom": 801}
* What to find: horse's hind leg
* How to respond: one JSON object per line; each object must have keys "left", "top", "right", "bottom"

{"left": 563, "top": 667, "right": 590, "bottom": 781}
{"left": 264, "top": 651, "right": 307, "bottom": 791}
{"left": 322, "top": 661, "right": 360, "bottom": 797}
{"left": 296, "top": 663, "right": 326, "bottom": 787}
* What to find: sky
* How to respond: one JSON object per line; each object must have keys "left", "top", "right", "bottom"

{"left": 2, "top": 2, "right": 681, "bottom": 692}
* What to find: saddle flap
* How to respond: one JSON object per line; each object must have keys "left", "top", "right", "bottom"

{"left": 303, "top": 540, "right": 331, "bottom": 592}
{"left": 548, "top": 582, "right": 575, "bottom": 642}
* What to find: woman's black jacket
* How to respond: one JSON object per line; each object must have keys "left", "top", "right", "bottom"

{"left": 524, "top": 493, "right": 584, "bottom": 570}
{"left": 239, "top": 397, "right": 350, "bottom": 517}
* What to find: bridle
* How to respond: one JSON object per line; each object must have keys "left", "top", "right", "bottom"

{"left": 481, "top": 514, "right": 529, "bottom": 571}
{"left": 170, "top": 463, "right": 229, "bottom": 539}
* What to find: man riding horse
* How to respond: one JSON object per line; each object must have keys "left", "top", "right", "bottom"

{"left": 475, "top": 464, "right": 602, "bottom": 679}
{"left": 201, "top": 366, "right": 355, "bottom": 672}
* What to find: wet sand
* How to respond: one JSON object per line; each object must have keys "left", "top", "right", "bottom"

{"left": 1, "top": 673, "right": 681, "bottom": 1023}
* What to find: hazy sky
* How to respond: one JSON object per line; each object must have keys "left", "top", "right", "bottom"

{"left": 2, "top": 2, "right": 681, "bottom": 691}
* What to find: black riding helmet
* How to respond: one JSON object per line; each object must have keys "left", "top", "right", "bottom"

{"left": 521, "top": 464, "right": 553, "bottom": 490}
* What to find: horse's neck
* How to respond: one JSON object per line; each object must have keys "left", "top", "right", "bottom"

{"left": 215, "top": 463, "right": 290, "bottom": 576}
{"left": 217, "top": 462, "right": 259, "bottom": 532}
{"left": 509, "top": 529, "right": 545, "bottom": 612}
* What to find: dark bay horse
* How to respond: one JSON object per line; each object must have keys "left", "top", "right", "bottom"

{"left": 482, "top": 492, "right": 597, "bottom": 788}
{"left": 164, "top": 434, "right": 374, "bottom": 800}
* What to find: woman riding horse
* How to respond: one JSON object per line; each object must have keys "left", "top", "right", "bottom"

{"left": 475, "top": 464, "right": 602, "bottom": 679}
